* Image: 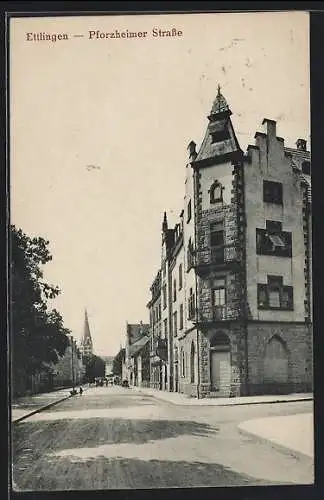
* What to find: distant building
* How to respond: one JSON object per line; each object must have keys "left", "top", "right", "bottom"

{"left": 80, "top": 309, "right": 93, "bottom": 358}
{"left": 53, "top": 337, "right": 85, "bottom": 387}
{"left": 101, "top": 356, "right": 114, "bottom": 377}
{"left": 124, "top": 322, "right": 150, "bottom": 386}
{"left": 147, "top": 86, "right": 312, "bottom": 398}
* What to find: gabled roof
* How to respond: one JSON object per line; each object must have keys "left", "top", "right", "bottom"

{"left": 129, "top": 335, "right": 150, "bottom": 357}
{"left": 127, "top": 323, "right": 150, "bottom": 346}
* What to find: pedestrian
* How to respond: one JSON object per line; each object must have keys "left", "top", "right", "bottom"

{"left": 79, "top": 387, "right": 83, "bottom": 395}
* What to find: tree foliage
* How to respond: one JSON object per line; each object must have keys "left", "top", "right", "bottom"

{"left": 83, "top": 354, "right": 106, "bottom": 381}
{"left": 11, "top": 225, "right": 70, "bottom": 381}
{"left": 112, "top": 348, "right": 125, "bottom": 377}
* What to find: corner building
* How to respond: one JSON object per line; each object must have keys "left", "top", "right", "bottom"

{"left": 148, "top": 87, "right": 312, "bottom": 398}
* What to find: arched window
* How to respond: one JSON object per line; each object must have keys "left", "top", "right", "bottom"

{"left": 264, "top": 335, "right": 289, "bottom": 385}
{"left": 209, "top": 180, "right": 224, "bottom": 204}
{"left": 210, "top": 331, "right": 230, "bottom": 349}
{"left": 190, "top": 342, "right": 195, "bottom": 383}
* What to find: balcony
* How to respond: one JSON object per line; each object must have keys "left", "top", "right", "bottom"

{"left": 195, "top": 244, "right": 241, "bottom": 273}
{"left": 195, "top": 305, "right": 239, "bottom": 326}
{"left": 213, "top": 305, "right": 226, "bottom": 320}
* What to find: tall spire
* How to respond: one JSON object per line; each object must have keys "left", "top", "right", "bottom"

{"left": 162, "top": 211, "right": 168, "bottom": 233}
{"left": 81, "top": 308, "right": 93, "bottom": 356}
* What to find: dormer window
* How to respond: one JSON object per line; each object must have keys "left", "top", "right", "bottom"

{"left": 209, "top": 180, "right": 224, "bottom": 204}
{"left": 211, "top": 129, "right": 230, "bottom": 144}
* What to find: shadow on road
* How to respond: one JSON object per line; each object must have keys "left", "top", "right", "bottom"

{"left": 13, "top": 455, "right": 279, "bottom": 491}
{"left": 13, "top": 417, "right": 219, "bottom": 453}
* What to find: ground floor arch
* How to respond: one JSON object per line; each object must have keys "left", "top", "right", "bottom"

{"left": 209, "top": 331, "right": 231, "bottom": 396}
{"left": 263, "top": 335, "right": 289, "bottom": 391}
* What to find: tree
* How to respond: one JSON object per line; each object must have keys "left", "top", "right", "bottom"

{"left": 113, "top": 348, "right": 125, "bottom": 377}
{"left": 83, "top": 354, "right": 106, "bottom": 381}
{"left": 11, "top": 225, "right": 70, "bottom": 394}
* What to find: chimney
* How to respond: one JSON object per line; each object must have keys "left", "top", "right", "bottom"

{"left": 262, "top": 118, "right": 277, "bottom": 138}
{"left": 296, "top": 138, "right": 307, "bottom": 151}
{"left": 187, "top": 140, "right": 197, "bottom": 161}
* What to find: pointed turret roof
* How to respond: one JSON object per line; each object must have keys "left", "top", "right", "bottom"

{"left": 193, "top": 84, "right": 242, "bottom": 165}
{"left": 82, "top": 308, "right": 93, "bottom": 346}
{"left": 210, "top": 84, "right": 230, "bottom": 115}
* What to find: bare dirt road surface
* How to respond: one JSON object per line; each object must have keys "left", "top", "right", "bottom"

{"left": 12, "top": 386, "right": 314, "bottom": 491}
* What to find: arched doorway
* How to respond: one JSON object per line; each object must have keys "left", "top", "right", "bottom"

{"left": 190, "top": 342, "right": 195, "bottom": 383}
{"left": 210, "top": 332, "right": 231, "bottom": 396}
{"left": 263, "top": 335, "right": 289, "bottom": 393}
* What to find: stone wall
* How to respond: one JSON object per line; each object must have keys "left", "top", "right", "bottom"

{"left": 194, "top": 323, "right": 246, "bottom": 398}
{"left": 247, "top": 321, "right": 313, "bottom": 394}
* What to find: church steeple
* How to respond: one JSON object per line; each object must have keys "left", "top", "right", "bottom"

{"left": 81, "top": 308, "right": 93, "bottom": 357}
{"left": 162, "top": 211, "right": 168, "bottom": 233}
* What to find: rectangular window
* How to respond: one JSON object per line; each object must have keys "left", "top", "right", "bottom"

{"left": 266, "top": 220, "right": 282, "bottom": 232}
{"left": 181, "top": 349, "right": 185, "bottom": 377}
{"left": 263, "top": 180, "right": 283, "bottom": 205}
{"left": 256, "top": 228, "right": 292, "bottom": 258}
{"left": 179, "top": 303, "right": 184, "bottom": 330}
{"left": 173, "top": 279, "right": 177, "bottom": 302}
{"left": 179, "top": 264, "right": 183, "bottom": 290}
{"left": 211, "top": 129, "right": 230, "bottom": 143}
{"left": 164, "top": 318, "right": 168, "bottom": 338}
{"left": 212, "top": 278, "right": 226, "bottom": 319}
{"left": 267, "top": 275, "right": 283, "bottom": 286}
{"left": 173, "top": 311, "right": 177, "bottom": 338}
{"left": 162, "top": 284, "right": 167, "bottom": 310}
{"left": 212, "top": 288, "right": 226, "bottom": 306}
{"left": 257, "top": 282, "right": 293, "bottom": 310}
{"left": 187, "top": 200, "right": 192, "bottom": 223}
{"left": 269, "top": 289, "right": 280, "bottom": 308}
{"left": 210, "top": 221, "right": 224, "bottom": 247}
{"left": 188, "top": 288, "right": 195, "bottom": 320}
{"left": 187, "top": 238, "right": 195, "bottom": 271}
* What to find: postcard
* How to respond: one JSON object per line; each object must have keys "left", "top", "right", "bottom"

{"left": 9, "top": 10, "right": 313, "bottom": 492}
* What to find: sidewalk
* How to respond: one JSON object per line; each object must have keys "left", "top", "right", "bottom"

{"left": 131, "top": 386, "right": 313, "bottom": 407}
{"left": 238, "top": 413, "right": 314, "bottom": 459}
{"left": 11, "top": 386, "right": 85, "bottom": 423}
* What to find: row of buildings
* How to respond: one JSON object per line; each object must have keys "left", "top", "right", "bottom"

{"left": 15, "top": 310, "right": 93, "bottom": 396}
{"left": 119, "top": 86, "right": 313, "bottom": 399}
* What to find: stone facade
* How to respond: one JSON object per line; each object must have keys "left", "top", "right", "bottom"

{"left": 146, "top": 87, "right": 312, "bottom": 398}
{"left": 124, "top": 322, "right": 150, "bottom": 385}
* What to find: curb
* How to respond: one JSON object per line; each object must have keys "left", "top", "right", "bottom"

{"left": 12, "top": 395, "right": 72, "bottom": 424}
{"left": 237, "top": 425, "right": 314, "bottom": 462}
{"left": 12, "top": 388, "right": 90, "bottom": 424}
{"left": 133, "top": 389, "right": 313, "bottom": 407}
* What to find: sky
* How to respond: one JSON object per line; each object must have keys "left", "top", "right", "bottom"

{"left": 10, "top": 11, "right": 310, "bottom": 356}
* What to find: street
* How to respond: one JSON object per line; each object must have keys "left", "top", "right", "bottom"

{"left": 12, "top": 386, "right": 314, "bottom": 491}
